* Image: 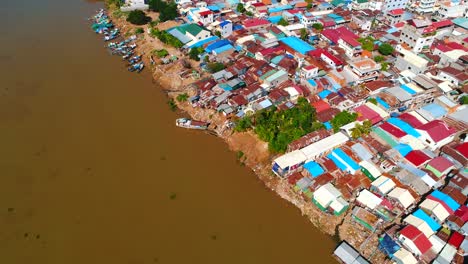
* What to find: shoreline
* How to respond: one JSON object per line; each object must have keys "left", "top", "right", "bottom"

{"left": 102, "top": 4, "right": 386, "bottom": 262}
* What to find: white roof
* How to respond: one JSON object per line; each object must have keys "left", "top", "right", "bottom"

{"left": 388, "top": 187, "right": 415, "bottom": 209}
{"left": 313, "top": 183, "right": 342, "bottom": 208}
{"left": 284, "top": 87, "right": 299, "bottom": 98}
{"left": 436, "top": 244, "right": 457, "bottom": 263}
{"left": 429, "top": 235, "right": 446, "bottom": 254}
{"left": 420, "top": 199, "right": 438, "bottom": 211}
{"left": 401, "top": 48, "right": 428, "bottom": 68}
{"left": 400, "top": 135, "right": 425, "bottom": 150}
{"left": 421, "top": 174, "right": 437, "bottom": 188}
{"left": 400, "top": 69, "right": 416, "bottom": 79}
{"left": 406, "top": 111, "right": 428, "bottom": 125}
{"left": 393, "top": 248, "right": 417, "bottom": 264}
{"left": 405, "top": 82, "right": 423, "bottom": 93}
{"left": 437, "top": 81, "right": 454, "bottom": 93}
{"left": 273, "top": 150, "right": 307, "bottom": 169}
{"left": 359, "top": 160, "right": 382, "bottom": 178}
{"left": 301, "top": 132, "right": 349, "bottom": 161}
{"left": 365, "top": 102, "right": 389, "bottom": 118}
{"left": 330, "top": 197, "right": 349, "bottom": 213}
{"left": 431, "top": 203, "right": 450, "bottom": 222}
{"left": 403, "top": 214, "right": 435, "bottom": 238}
{"left": 371, "top": 175, "right": 396, "bottom": 195}
{"left": 356, "top": 190, "right": 382, "bottom": 210}
{"left": 285, "top": 23, "right": 305, "bottom": 31}
{"left": 236, "top": 35, "right": 255, "bottom": 45}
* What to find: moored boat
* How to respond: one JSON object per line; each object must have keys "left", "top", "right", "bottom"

{"left": 175, "top": 118, "right": 209, "bottom": 130}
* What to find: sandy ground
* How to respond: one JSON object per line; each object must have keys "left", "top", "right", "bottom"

{"left": 106, "top": 5, "right": 387, "bottom": 262}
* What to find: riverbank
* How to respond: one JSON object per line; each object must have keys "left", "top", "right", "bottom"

{"left": 104, "top": 4, "right": 386, "bottom": 263}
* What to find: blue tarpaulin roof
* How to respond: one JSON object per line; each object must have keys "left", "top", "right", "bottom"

{"left": 207, "top": 5, "right": 221, "bottom": 11}
{"left": 400, "top": 84, "right": 416, "bottom": 95}
{"left": 379, "top": 234, "right": 400, "bottom": 257}
{"left": 213, "top": 44, "right": 234, "bottom": 54}
{"left": 268, "top": 5, "right": 293, "bottom": 13}
{"left": 187, "top": 36, "right": 219, "bottom": 48}
{"left": 324, "top": 122, "right": 332, "bottom": 130}
{"left": 205, "top": 39, "right": 231, "bottom": 53}
{"left": 430, "top": 190, "right": 460, "bottom": 211}
{"left": 304, "top": 161, "right": 325, "bottom": 178}
{"left": 280, "top": 36, "right": 315, "bottom": 54}
{"left": 328, "top": 149, "right": 360, "bottom": 173}
{"left": 327, "top": 152, "right": 348, "bottom": 171}
{"left": 387, "top": 118, "right": 420, "bottom": 138}
{"left": 376, "top": 97, "right": 390, "bottom": 109}
{"left": 421, "top": 103, "right": 447, "bottom": 119}
{"left": 318, "top": 89, "right": 332, "bottom": 99}
{"left": 394, "top": 144, "right": 412, "bottom": 157}
{"left": 308, "top": 79, "right": 317, "bottom": 87}
{"left": 413, "top": 209, "right": 441, "bottom": 231}
{"left": 268, "top": 16, "right": 283, "bottom": 24}
{"left": 398, "top": 162, "right": 426, "bottom": 178}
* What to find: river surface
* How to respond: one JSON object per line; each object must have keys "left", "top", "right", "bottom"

{"left": 0, "top": 0, "right": 336, "bottom": 263}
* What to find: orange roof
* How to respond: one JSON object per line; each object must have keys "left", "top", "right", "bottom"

{"left": 361, "top": 50, "right": 372, "bottom": 58}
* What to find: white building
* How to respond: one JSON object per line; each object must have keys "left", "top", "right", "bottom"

{"left": 383, "top": 0, "right": 409, "bottom": 13}
{"left": 394, "top": 46, "right": 429, "bottom": 74}
{"left": 120, "top": 0, "right": 149, "bottom": 12}
{"left": 399, "top": 19, "right": 435, "bottom": 53}
{"left": 434, "top": 2, "right": 468, "bottom": 19}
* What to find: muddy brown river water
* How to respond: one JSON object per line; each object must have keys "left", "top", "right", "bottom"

{"left": 0, "top": 0, "right": 336, "bottom": 263}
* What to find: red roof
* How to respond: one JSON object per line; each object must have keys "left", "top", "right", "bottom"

{"left": 304, "top": 65, "right": 317, "bottom": 70}
{"left": 417, "top": 120, "right": 456, "bottom": 143}
{"left": 380, "top": 122, "right": 407, "bottom": 138}
{"left": 311, "top": 100, "right": 331, "bottom": 113}
{"left": 455, "top": 142, "right": 468, "bottom": 158}
{"left": 394, "top": 22, "right": 405, "bottom": 28}
{"left": 198, "top": 10, "right": 213, "bottom": 16}
{"left": 309, "top": 49, "right": 343, "bottom": 66}
{"left": 398, "top": 113, "right": 424, "bottom": 128}
{"left": 231, "top": 94, "right": 248, "bottom": 106}
{"left": 251, "top": 2, "right": 266, "bottom": 7}
{"left": 432, "top": 19, "right": 453, "bottom": 29}
{"left": 243, "top": 18, "right": 270, "bottom": 28}
{"left": 454, "top": 205, "right": 468, "bottom": 222}
{"left": 341, "top": 35, "right": 361, "bottom": 47}
{"left": 405, "top": 150, "right": 431, "bottom": 167}
{"left": 427, "top": 156, "right": 453, "bottom": 173}
{"left": 400, "top": 225, "right": 433, "bottom": 254}
{"left": 355, "top": 105, "right": 382, "bottom": 124}
{"left": 388, "top": 8, "right": 404, "bottom": 16}
{"left": 259, "top": 46, "right": 284, "bottom": 56}
{"left": 447, "top": 232, "right": 464, "bottom": 248}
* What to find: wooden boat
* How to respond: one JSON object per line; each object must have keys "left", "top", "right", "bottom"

{"left": 175, "top": 118, "right": 209, "bottom": 130}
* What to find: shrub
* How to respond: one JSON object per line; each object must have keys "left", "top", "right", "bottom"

{"left": 153, "top": 49, "right": 169, "bottom": 58}
{"left": 176, "top": 93, "right": 189, "bottom": 102}
{"left": 378, "top": 43, "right": 394, "bottom": 55}
{"left": 278, "top": 18, "right": 289, "bottom": 26}
{"left": 312, "top": 23, "right": 323, "bottom": 31}
{"left": 135, "top": 27, "right": 144, "bottom": 34}
{"left": 126, "top": 10, "right": 151, "bottom": 25}
{"left": 374, "top": 55, "right": 385, "bottom": 63}
{"left": 207, "top": 62, "right": 225, "bottom": 73}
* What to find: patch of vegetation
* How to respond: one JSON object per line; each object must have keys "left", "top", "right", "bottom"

{"left": 245, "top": 11, "right": 254, "bottom": 17}
{"left": 368, "top": 98, "right": 378, "bottom": 105}
{"left": 153, "top": 49, "right": 169, "bottom": 58}
{"left": 176, "top": 93, "right": 189, "bottom": 102}
{"left": 126, "top": 10, "right": 151, "bottom": 25}
{"left": 236, "top": 151, "right": 244, "bottom": 161}
{"left": 330, "top": 110, "right": 358, "bottom": 132}
{"left": 169, "top": 192, "right": 177, "bottom": 200}
{"left": 350, "top": 120, "right": 372, "bottom": 139}
{"left": 312, "top": 23, "right": 323, "bottom": 31}
{"left": 278, "top": 18, "right": 289, "bottom": 26}
{"left": 460, "top": 95, "right": 468, "bottom": 105}
{"left": 106, "top": 0, "right": 123, "bottom": 8}
{"left": 374, "top": 55, "right": 385, "bottom": 63}
{"left": 236, "top": 3, "right": 245, "bottom": 13}
{"left": 300, "top": 28, "right": 309, "bottom": 41}
{"left": 358, "top": 36, "right": 375, "bottom": 51}
{"left": 207, "top": 62, "right": 225, "bottom": 73}
{"left": 378, "top": 43, "right": 394, "bottom": 55}
{"left": 149, "top": 20, "right": 159, "bottom": 27}
{"left": 189, "top": 47, "right": 204, "bottom": 61}
{"left": 148, "top": 0, "right": 178, "bottom": 22}
{"left": 168, "top": 99, "right": 177, "bottom": 111}
{"left": 135, "top": 27, "right": 144, "bottom": 34}
{"left": 112, "top": 9, "right": 128, "bottom": 19}
{"left": 381, "top": 62, "right": 389, "bottom": 71}
{"left": 234, "top": 97, "right": 323, "bottom": 153}
{"left": 150, "top": 28, "right": 183, "bottom": 48}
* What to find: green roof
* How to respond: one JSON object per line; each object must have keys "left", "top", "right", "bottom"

{"left": 176, "top": 23, "right": 204, "bottom": 36}
{"left": 331, "top": 0, "right": 345, "bottom": 6}
{"left": 356, "top": 0, "right": 368, "bottom": 3}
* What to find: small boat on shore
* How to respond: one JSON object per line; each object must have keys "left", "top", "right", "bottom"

{"left": 176, "top": 118, "right": 209, "bottom": 130}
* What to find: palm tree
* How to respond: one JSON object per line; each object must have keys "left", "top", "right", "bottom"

{"left": 351, "top": 124, "right": 363, "bottom": 139}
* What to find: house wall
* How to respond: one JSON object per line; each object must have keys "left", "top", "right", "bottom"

{"left": 399, "top": 235, "right": 423, "bottom": 256}
{"left": 395, "top": 56, "right": 427, "bottom": 75}
{"left": 399, "top": 24, "right": 435, "bottom": 52}
{"left": 383, "top": 0, "right": 408, "bottom": 13}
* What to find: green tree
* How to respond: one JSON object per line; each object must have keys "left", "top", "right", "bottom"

{"left": 234, "top": 116, "right": 253, "bottom": 132}
{"left": 148, "top": 0, "right": 165, "bottom": 12}
{"left": 378, "top": 43, "right": 394, "bottom": 55}
{"left": 350, "top": 123, "right": 362, "bottom": 139}
{"left": 176, "top": 93, "right": 189, "bottom": 102}
{"left": 312, "top": 23, "right": 323, "bottom": 31}
{"left": 381, "top": 62, "right": 389, "bottom": 71}
{"left": 236, "top": 3, "right": 245, "bottom": 13}
{"left": 214, "top": 31, "right": 221, "bottom": 37}
{"left": 278, "top": 18, "right": 289, "bottom": 26}
{"left": 368, "top": 98, "right": 378, "bottom": 105}
{"left": 460, "top": 95, "right": 468, "bottom": 105}
{"left": 374, "top": 55, "right": 385, "bottom": 63}
{"left": 207, "top": 62, "right": 225, "bottom": 73}
{"left": 135, "top": 27, "right": 144, "bottom": 34}
{"left": 159, "top": 2, "right": 178, "bottom": 22}
{"left": 245, "top": 11, "right": 254, "bottom": 16}
{"left": 306, "top": 3, "right": 313, "bottom": 9}
{"left": 331, "top": 111, "right": 358, "bottom": 132}
{"left": 300, "top": 28, "right": 309, "bottom": 41}
{"left": 361, "top": 120, "right": 372, "bottom": 135}
{"left": 126, "top": 10, "right": 151, "bottom": 25}
{"left": 358, "top": 37, "right": 374, "bottom": 51}
{"left": 189, "top": 47, "right": 204, "bottom": 61}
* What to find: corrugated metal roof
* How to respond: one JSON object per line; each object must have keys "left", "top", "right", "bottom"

{"left": 334, "top": 241, "right": 360, "bottom": 264}
{"left": 357, "top": 190, "right": 382, "bottom": 210}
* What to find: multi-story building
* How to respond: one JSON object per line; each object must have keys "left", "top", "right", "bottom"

{"left": 399, "top": 19, "right": 435, "bottom": 53}
{"left": 415, "top": 0, "right": 436, "bottom": 13}
{"left": 382, "top": 0, "right": 409, "bottom": 13}
{"left": 342, "top": 58, "right": 381, "bottom": 84}
{"left": 386, "top": 8, "right": 405, "bottom": 26}
{"left": 434, "top": 2, "right": 468, "bottom": 19}
{"left": 395, "top": 46, "right": 430, "bottom": 74}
